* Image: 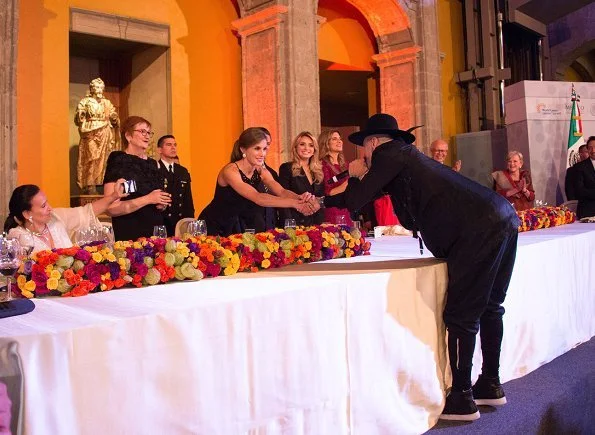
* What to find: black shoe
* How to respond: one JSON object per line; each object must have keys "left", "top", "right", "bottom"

{"left": 439, "top": 389, "right": 480, "bottom": 421}
{"left": 472, "top": 374, "right": 507, "bottom": 406}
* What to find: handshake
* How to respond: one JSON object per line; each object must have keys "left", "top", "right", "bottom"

{"left": 295, "top": 192, "right": 322, "bottom": 216}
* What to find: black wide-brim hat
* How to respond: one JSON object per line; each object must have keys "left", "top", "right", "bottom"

{"left": 348, "top": 113, "right": 416, "bottom": 146}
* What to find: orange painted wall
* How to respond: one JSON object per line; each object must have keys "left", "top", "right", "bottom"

{"left": 17, "top": 0, "right": 242, "bottom": 213}
{"left": 318, "top": 3, "right": 375, "bottom": 71}
{"left": 437, "top": 0, "right": 466, "bottom": 165}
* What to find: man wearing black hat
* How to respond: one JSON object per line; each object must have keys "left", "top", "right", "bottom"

{"left": 324, "top": 113, "right": 520, "bottom": 421}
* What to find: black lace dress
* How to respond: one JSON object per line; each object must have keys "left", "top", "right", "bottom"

{"left": 199, "top": 165, "right": 266, "bottom": 236}
{"left": 103, "top": 151, "right": 165, "bottom": 241}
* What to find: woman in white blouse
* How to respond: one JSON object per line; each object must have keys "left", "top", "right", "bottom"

{"left": 4, "top": 180, "right": 126, "bottom": 253}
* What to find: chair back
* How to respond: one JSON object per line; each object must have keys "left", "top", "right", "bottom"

{"left": 560, "top": 200, "right": 578, "bottom": 213}
{"left": 175, "top": 218, "right": 195, "bottom": 238}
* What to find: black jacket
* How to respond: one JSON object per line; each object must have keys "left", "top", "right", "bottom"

{"left": 326, "top": 139, "right": 519, "bottom": 258}
{"left": 573, "top": 158, "right": 595, "bottom": 219}
{"left": 157, "top": 161, "right": 195, "bottom": 234}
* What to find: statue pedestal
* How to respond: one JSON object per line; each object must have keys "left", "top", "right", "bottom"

{"left": 70, "top": 195, "right": 111, "bottom": 223}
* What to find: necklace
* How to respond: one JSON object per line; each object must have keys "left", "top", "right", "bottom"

{"left": 25, "top": 224, "right": 50, "bottom": 238}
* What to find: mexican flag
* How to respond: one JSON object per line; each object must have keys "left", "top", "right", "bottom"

{"left": 567, "top": 84, "right": 584, "bottom": 168}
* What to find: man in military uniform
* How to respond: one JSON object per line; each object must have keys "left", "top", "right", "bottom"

{"left": 156, "top": 135, "right": 195, "bottom": 236}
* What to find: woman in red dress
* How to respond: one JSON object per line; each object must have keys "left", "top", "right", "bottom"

{"left": 492, "top": 150, "right": 535, "bottom": 211}
{"left": 318, "top": 129, "right": 353, "bottom": 225}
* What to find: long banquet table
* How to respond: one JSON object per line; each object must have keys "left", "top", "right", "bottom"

{"left": 1, "top": 223, "right": 594, "bottom": 434}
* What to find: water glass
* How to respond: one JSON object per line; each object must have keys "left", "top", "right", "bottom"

{"left": 244, "top": 228, "right": 255, "bottom": 235}
{"left": 153, "top": 225, "right": 168, "bottom": 238}
{"left": 335, "top": 215, "right": 347, "bottom": 226}
{"left": 196, "top": 220, "right": 207, "bottom": 236}
{"left": 353, "top": 221, "right": 361, "bottom": 230}
{"left": 18, "top": 232, "right": 35, "bottom": 257}
{"left": 74, "top": 228, "right": 90, "bottom": 246}
{"left": 284, "top": 219, "right": 296, "bottom": 230}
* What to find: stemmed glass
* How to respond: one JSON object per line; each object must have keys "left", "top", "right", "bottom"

{"left": 0, "top": 237, "right": 21, "bottom": 302}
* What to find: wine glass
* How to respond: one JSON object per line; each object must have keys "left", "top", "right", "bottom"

{"left": 153, "top": 225, "right": 167, "bottom": 238}
{"left": 0, "top": 237, "right": 21, "bottom": 302}
{"left": 284, "top": 219, "right": 296, "bottom": 230}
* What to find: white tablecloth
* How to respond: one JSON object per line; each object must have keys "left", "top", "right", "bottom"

{"left": 1, "top": 223, "right": 594, "bottom": 434}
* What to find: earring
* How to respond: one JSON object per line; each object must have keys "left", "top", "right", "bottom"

{"left": 28, "top": 216, "right": 33, "bottom": 223}
{"left": 242, "top": 153, "right": 246, "bottom": 158}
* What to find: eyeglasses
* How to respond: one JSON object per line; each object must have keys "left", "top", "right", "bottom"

{"left": 134, "top": 129, "right": 155, "bottom": 138}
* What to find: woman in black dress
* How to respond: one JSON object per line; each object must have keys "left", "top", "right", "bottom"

{"left": 278, "top": 131, "right": 324, "bottom": 226}
{"left": 199, "top": 127, "right": 317, "bottom": 236}
{"left": 103, "top": 116, "right": 172, "bottom": 241}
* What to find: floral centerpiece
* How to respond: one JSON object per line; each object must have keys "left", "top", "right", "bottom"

{"left": 14, "top": 224, "right": 371, "bottom": 299}
{"left": 517, "top": 205, "right": 576, "bottom": 232}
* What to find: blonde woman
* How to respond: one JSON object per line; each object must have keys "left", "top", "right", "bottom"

{"left": 492, "top": 150, "right": 535, "bottom": 211}
{"left": 318, "top": 129, "right": 353, "bottom": 225}
{"left": 278, "top": 132, "right": 325, "bottom": 226}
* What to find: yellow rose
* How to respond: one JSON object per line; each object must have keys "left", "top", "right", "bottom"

{"left": 44, "top": 265, "right": 53, "bottom": 275}
{"left": 303, "top": 252, "right": 310, "bottom": 259}
{"left": 322, "top": 241, "right": 329, "bottom": 248}
{"left": 84, "top": 245, "right": 98, "bottom": 252}
{"left": 50, "top": 269, "right": 62, "bottom": 280}
{"left": 223, "top": 266, "right": 235, "bottom": 276}
{"left": 106, "top": 253, "right": 116, "bottom": 262}
{"left": 24, "top": 280, "right": 36, "bottom": 292}
{"left": 47, "top": 277, "right": 59, "bottom": 290}
{"left": 21, "top": 290, "right": 34, "bottom": 299}
{"left": 17, "top": 275, "right": 27, "bottom": 289}
{"left": 263, "top": 251, "right": 271, "bottom": 259}
{"left": 304, "top": 241, "right": 312, "bottom": 250}
{"left": 261, "top": 259, "right": 271, "bottom": 269}
{"left": 92, "top": 252, "right": 103, "bottom": 263}
{"left": 100, "top": 283, "right": 107, "bottom": 291}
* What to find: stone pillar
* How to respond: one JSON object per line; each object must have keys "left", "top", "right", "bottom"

{"left": 0, "top": 0, "right": 18, "bottom": 224}
{"left": 373, "top": 45, "right": 421, "bottom": 142}
{"left": 232, "top": 1, "right": 320, "bottom": 170}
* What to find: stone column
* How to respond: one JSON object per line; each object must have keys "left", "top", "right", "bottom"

{"left": 0, "top": 0, "right": 18, "bottom": 224}
{"left": 373, "top": 45, "right": 421, "bottom": 141}
{"left": 232, "top": 1, "right": 320, "bottom": 170}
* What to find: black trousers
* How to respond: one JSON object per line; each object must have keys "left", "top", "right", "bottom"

{"left": 443, "top": 221, "right": 518, "bottom": 390}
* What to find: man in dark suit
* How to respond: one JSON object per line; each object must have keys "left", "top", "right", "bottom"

{"left": 565, "top": 142, "right": 590, "bottom": 200}
{"left": 156, "top": 135, "right": 195, "bottom": 236}
{"left": 574, "top": 137, "right": 595, "bottom": 218}
{"left": 325, "top": 114, "right": 520, "bottom": 422}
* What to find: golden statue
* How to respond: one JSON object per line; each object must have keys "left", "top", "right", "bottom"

{"left": 75, "top": 78, "right": 120, "bottom": 194}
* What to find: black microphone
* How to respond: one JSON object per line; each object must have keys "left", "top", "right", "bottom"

{"left": 327, "top": 170, "right": 349, "bottom": 184}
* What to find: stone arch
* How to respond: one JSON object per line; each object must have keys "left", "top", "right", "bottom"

{"left": 548, "top": 3, "right": 595, "bottom": 80}
{"left": 553, "top": 40, "right": 595, "bottom": 80}
{"left": 344, "top": 0, "right": 413, "bottom": 51}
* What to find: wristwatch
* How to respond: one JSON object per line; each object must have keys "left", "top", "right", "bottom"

{"left": 317, "top": 196, "right": 326, "bottom": 208}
